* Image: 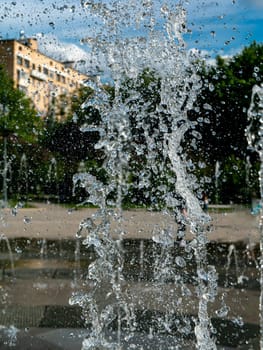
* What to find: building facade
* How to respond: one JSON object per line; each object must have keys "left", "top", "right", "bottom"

{"left": 0, "top": 37, "right": 90, "bottom": 119}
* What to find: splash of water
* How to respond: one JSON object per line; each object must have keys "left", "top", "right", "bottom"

{"left": 47, "top": 156, "right": 59, "bottom": 202}
{"left": 0, "top": 233, "right": 15, "bottom": 276}
{"left": 18, "top": 153, "right": 28, "bottom": 200}
{"left": 225, "top": 243, "right": 239, "bottom": 286}
{"left": 1, "top": 137, "right": 12, "bottom": 208}
{"left": 40, "top": 238, "right": 47, "bottom": 259}
{"left": 72, "top": 1, "right": 216, "bottom": 349}
{"left": 246, "top": 83, "right": 263, "bottom": 348}
{"left": 0, "top": 325, "right": 19, "bottom": 347}
{"left": 214, "top": 161, "right": 220, "bottom": 204}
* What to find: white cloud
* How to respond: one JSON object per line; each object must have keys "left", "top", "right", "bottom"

{"left": 37, "top": 34, "right": 87, "bottom": 61}
{"left": 36, "top": 33, "right": 101, "bottom": 75}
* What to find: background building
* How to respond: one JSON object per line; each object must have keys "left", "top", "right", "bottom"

{"left": 0, "top": 37, "right": 90, "bottom": 120}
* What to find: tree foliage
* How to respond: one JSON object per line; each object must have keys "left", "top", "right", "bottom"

{"left": 42, "top": 86, "right": 105, "bottom": 202}
{"left": 1, "top": 41, "right": 262, "bottom": 205}
{"left": 195, "top": 41, "right": 263, "bottom": 162}
{"left": 0, "top": 65, "right": 42, "bottom": 142}
{"left": 192, "top": 42, "right": 263, "bottom": 202}
{"left": 0, "top": 65, "right": 46, "bottom": 201}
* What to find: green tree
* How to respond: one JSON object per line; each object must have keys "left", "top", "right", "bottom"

{"left": 42, "top": 86, "right": 105, "bottom": 202}
{"left": 121, "top": 69, "right": 174, "bottom": 206}
{"left": 0, "top": 65, "right": 43, "bottom": 204}
{"left": 194, "top": 42, "right": 263, "bottom": 202}
{"left": 0, "top": 65, "right": 41, "bottom": 142}
{"left": 196, "top": 42, "right": 262, "bottom": 161}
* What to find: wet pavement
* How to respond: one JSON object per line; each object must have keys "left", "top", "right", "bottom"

{"left": 0, "top": 203, "right": 261, "bottom": 349}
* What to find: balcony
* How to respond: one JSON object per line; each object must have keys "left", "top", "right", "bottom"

{"left": 30, "top": 69, "right": 47, "bottom": 81}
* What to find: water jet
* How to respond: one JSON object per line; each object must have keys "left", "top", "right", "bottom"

{"left": 0, "top": 2, "right": 261, "bottom": 350}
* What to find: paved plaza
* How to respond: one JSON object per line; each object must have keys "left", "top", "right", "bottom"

{"left": 0, "top": 202, "right": 260, "bottom": 243}
{"left": 0, "top": 202, "right": 261, "bottom": 349}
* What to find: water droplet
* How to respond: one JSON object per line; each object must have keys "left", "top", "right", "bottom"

{"left": 160, "top": 5, "right": 169, "bottom": 15}
{"left": 203, "top": 103, "right": 212, "bottom": 111}
{"left": 209, "top": 83, "right": 215, "bottom": 92}
{"left": 15, "top": 247, "right": 22, "bottom": 254}
{"left": 70, "top": 5, "right": 76, "bottom": 13}
{"left": 216, "top": 305, "right": 230, "bottom": 317}
{"left": 152, "top": 228, "right": 173, "bottom": 246}
{"left": 11, "top": 208, "right": 17, "bottom": 216}
{"left": 232, "top": 316, "right": 244, "bottom": 327}
{"left": 175, "top": 256, "right": 186, "bottom": 267}
{"left": 23, "top": 216, "right": 31, "bottom": 224}
{"left": 197, "top": 269, "right": 208, "bottom": 281}
{"left": 210, "top": 31, "right": 216, "bottom": 37}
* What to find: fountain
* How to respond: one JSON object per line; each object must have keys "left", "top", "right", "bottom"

{"left": 69, "top": 1, "right": 218, "bottom": 349}
{"left": 47, "top": 156, "right": 59, "bottom": 202}
{"left": 0, "top": 234, "right": 15, "bottom": 277}
{"left": 0, "top": 138, "right": 12, "bottom": 208}
{"left": 0, "top": 1, "right": 261, "bottom": 349}
{"left": 225, "top": 244, "right": 239, "bottom": 287}
{"left": 17, "top": 153, "right": 28, "bottom": 202}
{"left": 246, "top": 83, "right": 263, "bottom": 349}
{"left": 214, "top": 161, "right": 221, "bottom": 205}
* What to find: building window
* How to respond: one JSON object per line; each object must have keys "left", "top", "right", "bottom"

{"left": 18, "top": 86, "right": 28, "bottom": 94}
{"left": 43, "top": 67, "right": 49, "bottom": 75}
{"left": 17, "top": 55, "right": 23, "bottom": 65}
{"left": 38, "top": 65, "right": 41, "bottom": 72}
{"left": 24, "top": 59, "right": 30, "bottom": 68}
{"left": 32, "top": 63, "right": 36, "bottom": 70}
{"left": 56, "top": 73, "right": 61, "bottom": 82}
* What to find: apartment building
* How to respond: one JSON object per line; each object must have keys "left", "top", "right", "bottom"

{"left": 0, "top": 37, "right": 90, "bottom": 119}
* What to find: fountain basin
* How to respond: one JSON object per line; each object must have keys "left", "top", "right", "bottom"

{"left": 0, "top": 233, "right": 260, "bottom": 349}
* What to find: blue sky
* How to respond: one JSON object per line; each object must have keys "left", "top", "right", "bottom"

{"left": 184, "top": 0, "right": 263, "bottom": 57}
{"left": 0, "top": 0, "right": 262, "bottom": 67}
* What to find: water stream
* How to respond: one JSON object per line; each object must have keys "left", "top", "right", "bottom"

{"left": 0, "top": 1, "right": 259, "bottom": 349}
{"left": 71, "top": 1, "right": 217, "bottom": 349}
{"left": 18, "top": 153, "right": 28, "bottom": 201}
{"left": 0, "top": 233, "right": 15, "bottom": 277}
{"left": 246, "top": 83, "right": 263, "bottom": 349}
